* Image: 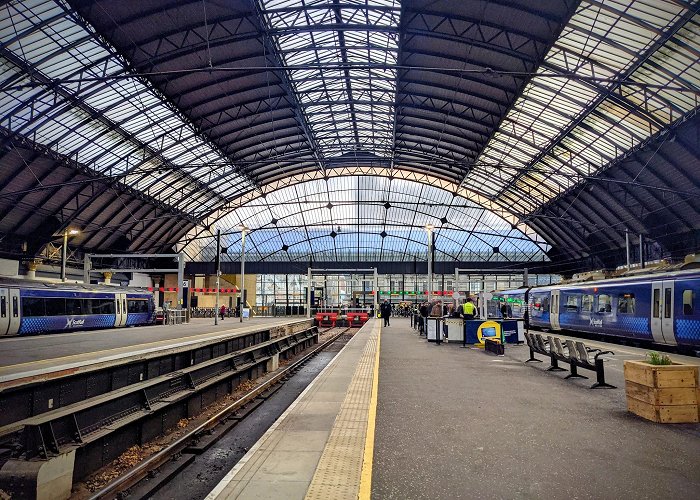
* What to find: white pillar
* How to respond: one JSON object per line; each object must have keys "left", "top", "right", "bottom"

{"left": 215, "top": 229, "right": 221, "bottom": 325}
{"left": 240, "top": 229, "right": 246, "bottom": 323}
{"left": 373, "top": 267, "right": 379, "bottom": 315}
{"left": 426, "top": 227, "right": 433, "bottom": 302}
{"left": 60, "top": 230, "right": 68, "bottom": 281}
{"left": 307, "top": 267, "right": 312, "bottom": 318}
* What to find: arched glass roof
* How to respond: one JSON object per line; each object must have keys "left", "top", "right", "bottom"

{"left": 0, "top": 0, "right": 698, "bottom": 268}
{"left": 180, "top": 175, "right": 551, "bottom": 262}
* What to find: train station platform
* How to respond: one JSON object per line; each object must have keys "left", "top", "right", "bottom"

{"left": 207, "top": 318, "right": 700, "bottom": 500}
{"left": 0, "top": 317, "right": 309, "bottom": 387}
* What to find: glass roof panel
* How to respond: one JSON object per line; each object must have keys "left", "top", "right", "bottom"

{"left": 472, "top": 0, "right": 697, "bottom": 214}
{"left": 0, "top": 0, "right": 254, "bottom": 218}
{"left": 259, "top": 0, "right": 401, "bottom": 158}
{"left": 184, "top": 176, "right": 550, "bottom": 262}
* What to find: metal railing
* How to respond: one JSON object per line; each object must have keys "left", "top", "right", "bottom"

{"left": 165, "top": 309, "right": 187, "bottom": 325}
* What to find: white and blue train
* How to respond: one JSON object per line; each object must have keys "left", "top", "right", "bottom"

{"left": 492, "top": 269, "right": 700, "bottom": 349}
{"left": 0, "top": 278, "right": 155, "bottom": 336}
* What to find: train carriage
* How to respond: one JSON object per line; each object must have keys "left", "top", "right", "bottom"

{"left": 516, "top": 269, "right": 700, "bottom": 348}
{"left": 0, "top": 278, "right": 155, "bottom": 336}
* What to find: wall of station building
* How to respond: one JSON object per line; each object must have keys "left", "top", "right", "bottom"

{"left": 160, "top": 273, "right": 258, "bottom": 310}
{"left": 158, "top": 271, "right": 560, "bottom": 312}
{"left": 255, "top": 272, "right": 561, "bottom": 309}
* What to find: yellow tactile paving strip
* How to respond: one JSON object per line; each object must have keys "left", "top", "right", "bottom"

{"left": 205, "top": 319, "right": 381, "bottom": 500}
{"left": 305, "top": 320, "right": 380, "bottom": 500}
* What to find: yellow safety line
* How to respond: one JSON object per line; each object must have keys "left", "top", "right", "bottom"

{"left": 359, "top": 322, "right": 381, "bottom": 500}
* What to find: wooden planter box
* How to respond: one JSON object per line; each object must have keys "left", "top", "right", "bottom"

{"left": 624, "top": 360, "right": 699, "bottom": 423}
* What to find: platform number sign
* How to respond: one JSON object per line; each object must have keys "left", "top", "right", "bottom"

{"left": 182, "top": 280, "right": 190, "bottom": 288}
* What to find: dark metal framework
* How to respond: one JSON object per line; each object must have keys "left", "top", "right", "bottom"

{"left": 0, "top": 0, "right": 698, "bottom": 271}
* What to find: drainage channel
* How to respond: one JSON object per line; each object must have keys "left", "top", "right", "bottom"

{"left": 84, "top": 327, "right": 358, "bottom": 500}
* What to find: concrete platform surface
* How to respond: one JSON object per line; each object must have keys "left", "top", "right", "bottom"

{"left": 206, "top": 319, "right": 379, "bottom": 500}
{"left": 0, "top": 317, "right": 307, "bottom": 384}
{"left": 373, "top": 319, "right": 700, "bottom": 499}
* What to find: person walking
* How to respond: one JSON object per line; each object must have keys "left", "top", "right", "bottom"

{"left": 219, "top": 304, "right": 226, "bottom": 321}
{"left": 380, "top": 299, "right": 392, "bottom": 327}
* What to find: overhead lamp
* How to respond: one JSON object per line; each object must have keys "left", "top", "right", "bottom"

{"left": 61, "top": 229, "right": 80, "bottom": 281}
{"left": 425, "top": 224, "right": 435, "bottom": 231}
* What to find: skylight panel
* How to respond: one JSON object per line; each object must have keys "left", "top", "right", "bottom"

{"left": 1, "top": 0, "right": 255, "bottom": 216}
{"left": 477, "top": 0, "right": 695, "bottom": 214}
{"left": 259, "top": 0, "right": 400, "bottom": 158}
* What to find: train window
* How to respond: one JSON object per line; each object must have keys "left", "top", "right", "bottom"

{"left": 91, "top": 300, "right": 115, "bottom": 315}
{"left": 682, "top": 290, "right": 694, "bottom": 315}
{"left": 597, "top": 294, "right": 612, "bottom": 313}
{"left": 582, "top": 294, "right": 593, "bottom": 312}
{"left": 127, "top": 299, "right": 148, "bottom": 314}
{"left": 565, "top": 295, "right": 579, "bottom": 311}
{"left": 12, "top": 296, "right": 18, "bottom": 317}
{"left": 618, "top": 294, "right": 635, "bottom": 314}
{"left": 653, "top": 289, "right": 660, "bottom": 318}
{"left": 65, "top": 298, "right": 83, "bottom": 315}
{"left": 22, "top": 297, "right": 45, "bottom": 317}
{"left": 45, "top": 298, "right": 66, "bottom": 316}
{"left": 664, "top": 288, "right": 672, "bottom": 318}
{"left": 1, "top": 295, "right": 5, "bottom": 317}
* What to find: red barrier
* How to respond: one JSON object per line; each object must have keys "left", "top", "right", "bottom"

{"left": 347, "top": 312, "right": 369, "bottom": 326}
{"left": 315, "top": 312, "right": 337, "bottom": 328}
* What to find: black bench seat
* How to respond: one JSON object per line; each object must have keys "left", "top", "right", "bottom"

{"left": 524, "top": 332, "right": 615, "bottom": 389}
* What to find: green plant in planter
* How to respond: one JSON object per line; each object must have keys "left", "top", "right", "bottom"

{"left": 646, "top": 351, "right": 672, "bottom": 365}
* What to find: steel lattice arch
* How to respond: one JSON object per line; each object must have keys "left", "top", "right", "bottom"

{"left": 0, "top": 0, "right": 699, "bottom": 274}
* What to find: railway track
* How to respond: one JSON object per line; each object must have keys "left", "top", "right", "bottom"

{"left": 86, "top": 326, "right": 357, "bottom": 500}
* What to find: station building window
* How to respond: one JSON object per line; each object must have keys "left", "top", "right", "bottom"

{"left": 618, "top": 293, "right": 635, "bottom": 314}
{"left": 683, "top": 289, "right": 695, "bottom": 315}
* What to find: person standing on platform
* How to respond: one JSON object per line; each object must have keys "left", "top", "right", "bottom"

{"left": 380, "top": 299, "right": 392, "bottom": 327}
{"left": 500, "top": 302, "right": 508, "bottom": 319}
{"left": 462, "top": 297, "right": 476, "bottom": 320}
{"left": 419, "top": 301, "right": 430, "bottom": 335}
{"left": 219, "top": 304, "right": 226, "bottom": 321}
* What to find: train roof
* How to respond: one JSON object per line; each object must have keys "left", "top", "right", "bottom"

{"left": 0, "top": 277, "right": 152, "bottom": 294}
{"left": 533, "top": 267, "right": 700, "bottom": 291}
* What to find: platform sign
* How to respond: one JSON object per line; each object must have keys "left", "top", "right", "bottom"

{"left": 452, "top": 291, "right": 462, "bottom": 301}
{"left": 182, "top": 280, "right": 190, "bottom": 288}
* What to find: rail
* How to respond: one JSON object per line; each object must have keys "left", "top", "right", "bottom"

{"left": 89, "top": 326, "right": 354, "bottom": 500}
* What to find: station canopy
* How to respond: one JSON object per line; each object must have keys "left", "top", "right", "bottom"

{"left": 0, "top": 0, "right": 699, "bottom": 271}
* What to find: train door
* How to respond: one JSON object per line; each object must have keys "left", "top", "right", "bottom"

{"left": 0, "top": 288, "right": 8, "bottom": 335}
{"left": 5, "top": 288, "right": 20, "bottom": 335}
{"left": 650, "top": 281, "right": 676, "bottom": 345}
{"left": 550, "top": 290, "right": 561, "bottom": 330}
{"left": 115, "top": 293, "right": 128, "bottom": 327}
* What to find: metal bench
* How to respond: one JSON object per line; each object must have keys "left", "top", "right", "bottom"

{"left": 564, "top": 339, "right": 616, "bottom": 389}
{"left": 525, "top": 332, "right": 615, "bottom": 389}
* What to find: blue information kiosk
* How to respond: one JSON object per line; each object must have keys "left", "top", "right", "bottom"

{"left": 463, "top": 319, "right": 524, "bottom": 346}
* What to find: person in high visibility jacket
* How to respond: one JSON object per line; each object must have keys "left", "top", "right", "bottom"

{"left": 462, "top": 298, "right": 476, "bottom": 320}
